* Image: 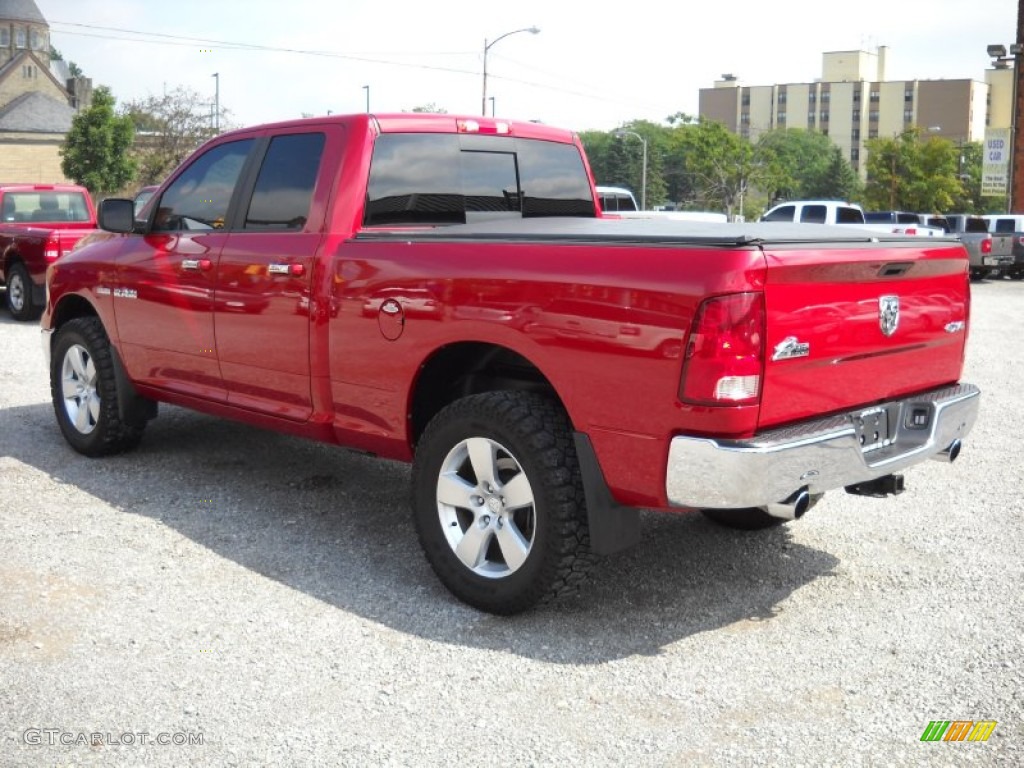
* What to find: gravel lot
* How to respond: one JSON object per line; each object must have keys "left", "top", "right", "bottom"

{"left": 1, "top": 278, "right": 1021, "bottom": 766}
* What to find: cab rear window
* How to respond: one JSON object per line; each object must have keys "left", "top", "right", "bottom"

{"left": 364, "top": 134, "right": 595, "bottom": 226}
{"left": 1, "top": 191, "right": 91, "bottom": 223}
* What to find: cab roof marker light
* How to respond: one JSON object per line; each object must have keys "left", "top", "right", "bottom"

{"left": 456, "top": 119, "right": 513, "bottom": 135}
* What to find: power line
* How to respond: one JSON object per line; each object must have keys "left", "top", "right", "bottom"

{"left": 48, "top": 19, "right": 675, "bottom": 116}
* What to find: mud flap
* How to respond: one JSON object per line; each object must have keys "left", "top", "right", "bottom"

{"left": 573, "top": 432, "right": 640, "bottom": 555}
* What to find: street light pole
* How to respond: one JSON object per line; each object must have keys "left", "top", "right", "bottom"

{"left": 363, "top": 85, "right": 370, "bottom": 113}
{"left": 211, "top": 72, "right": 219, "bottom": 132}
{"left": 615, "top": 130, "right": 648, "bottom": 211}
{"left": 489, "top": 96, "right": 496, "bottom": 117}
{"left": 482, "top": 26, "right": 539, "bottom": 116}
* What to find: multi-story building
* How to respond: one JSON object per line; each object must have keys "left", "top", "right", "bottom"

{"left": 699, "top": 47, "right": 993, "bottom": 178}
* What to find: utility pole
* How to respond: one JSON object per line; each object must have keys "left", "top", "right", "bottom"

{"left": 1013, "top": 1, "right": 1024, "bottom": 211}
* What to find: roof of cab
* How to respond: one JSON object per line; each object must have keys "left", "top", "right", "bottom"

{"left": 206, "top": 112, "right": 578, "bottom": 144}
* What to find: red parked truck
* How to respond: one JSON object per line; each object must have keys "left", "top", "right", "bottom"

{"left": 41, "top": 114, "right": 980, "bottom": 614}
{"left": 1, "top": 183, "right": 97, "bottom": 320}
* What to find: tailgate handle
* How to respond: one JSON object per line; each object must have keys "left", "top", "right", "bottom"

{"left": 878, "top": 262, "right": 912, "bottom": 277}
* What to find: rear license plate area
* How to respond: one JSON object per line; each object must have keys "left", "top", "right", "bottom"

{"left": 853, "top": 406, "right": 896, "bottom": 453}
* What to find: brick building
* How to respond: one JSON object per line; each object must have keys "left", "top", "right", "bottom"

{"left": 0, "top": 0, "right": 91, "bottom": 182}
{"left": 700, "top": 48, "right": 995, "bottom": 179}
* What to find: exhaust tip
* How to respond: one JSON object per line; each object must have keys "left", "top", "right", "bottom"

{"left": 946, "top": 439, "right": 962, "bottom": 463}
{"left": 932, "top": 439, "right": 962, "bottom": 464}
{"left": 764, "top": 488, "right": 811, "bottom": 521}
{"left": 791, "top": 489, "right": 811, "bottom": 519}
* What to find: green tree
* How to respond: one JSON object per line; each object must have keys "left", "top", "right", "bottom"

{"left": 60, "top": 86, "right": 136, "bottom": 196}
{"left": 756, "top": 129, "right": 860, "bottom": 202}
{"left": 679, "top": 118, "right": 776, "bottom": 220}
{"left": 409, "top": 103, "right": 447, "bottom": 113}
{"left": 805, "top": 146, "right": 863, "bottom": 201}
{"left": 48, "top": 46, "right": 83, "bottom": 77}
{"left": 956, "top": 142, "right": 995, "bottom": 213}
{"left": 122, "top": 87, "right": 224, "bottom": 186}
{"left": 864, "top": 128, "right": 961, "bottom": 212}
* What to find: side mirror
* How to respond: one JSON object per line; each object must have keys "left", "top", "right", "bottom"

{"left": 98, "top": 198, "right": 136, "bottom": 233}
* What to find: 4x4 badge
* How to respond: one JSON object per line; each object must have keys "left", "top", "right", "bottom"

{"left": 879, "top": 295, "right": 899, "bottom": 336}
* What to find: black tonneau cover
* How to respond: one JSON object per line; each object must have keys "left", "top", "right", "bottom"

{"left": 357, "top": 217, "right": 962, "bottom": 248}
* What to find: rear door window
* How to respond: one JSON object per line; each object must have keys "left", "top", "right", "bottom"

{"left": 244, "top": 133, "right": 325, "bottom": 230}
{"left": 801, "top": 205, "right": 827, "bottom": 224}
{"left": 992, "top": 218, "right": 1016, "bottom": 233}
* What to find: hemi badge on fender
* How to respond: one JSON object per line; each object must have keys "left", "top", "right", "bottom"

{"left": 772, "top": 336, "right": 810, "bottom": 361}
{"left": 944, "top": 321, "right": 965, "bottom": 333}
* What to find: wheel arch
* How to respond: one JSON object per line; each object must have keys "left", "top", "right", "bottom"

{"left": 408, "top": 341, "right": 565, "bottom": 449}
{"left": 407, "top": 341, "right": 640, "bottom": 556}
{"left": 51, "top": 292, "right": 101, "bottom": 329}
{"left": 1, "top": 244, "right": 23, "bottom": 277}
{"left": 49, "top": 297, "right": 156, "bottom": 429}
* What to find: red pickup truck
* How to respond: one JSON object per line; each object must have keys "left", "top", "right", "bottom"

{"left": 41, "top": 113, "right": 980, "bottom": 614}
{"left": 1, "top": 183, "right": 97, "bottom": 320}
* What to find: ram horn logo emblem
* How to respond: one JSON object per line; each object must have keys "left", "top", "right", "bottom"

{"left": 879, "top": 295, "right": 900, "bottom": 337}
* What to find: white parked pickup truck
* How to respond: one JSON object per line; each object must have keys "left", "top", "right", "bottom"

{"left": 596, "top": 186, "right": 727, "bottom": 223}
{"left": 762, "top": 201, "right": 945, "bottom": 237}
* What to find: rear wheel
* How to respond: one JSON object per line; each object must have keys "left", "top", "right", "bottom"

{"left": 412, "top": 391, "right": 593, "bottom": 614}
{"left": 5, "top": 262, "right": 40, "bottom": 321}
{"left": 50, "top": 317, "right": 144, "bottom": 456}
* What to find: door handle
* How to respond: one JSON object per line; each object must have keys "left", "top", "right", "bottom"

{"left": 268, "top": 263, "right": 306, "bottom": 277}
{"left": 181, "top": 258, "right": 212, "bottom": 272}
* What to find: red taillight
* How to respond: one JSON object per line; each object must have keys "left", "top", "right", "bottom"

{"left": 44, "top": 234, "right": 62, "bottom": 262}
{"left": 981, "top": 238, "right": 992, "bottom": 254}
{"left": 680, "top": 292, "right": 765, "bottom": 405}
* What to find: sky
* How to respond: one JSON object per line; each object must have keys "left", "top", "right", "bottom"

{"left": 37, "top": 0, "right": 1021, "bottom": 133}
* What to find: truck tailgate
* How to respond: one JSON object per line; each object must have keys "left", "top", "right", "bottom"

{"left": 759, "top": 241, "right": 969, "bottom": 429}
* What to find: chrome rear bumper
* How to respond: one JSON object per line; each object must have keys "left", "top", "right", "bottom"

{"left": 666, "top": 383, "right": 980, "bottom": 509}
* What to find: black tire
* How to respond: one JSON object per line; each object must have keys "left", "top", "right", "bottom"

{"left": 412, "top": 391, "right": 594, "bottom": 615}
{"left": 701, "top": 494, "right": 823, "bottom": 531}
{"left": 5, "top": 261, "right": 41, "bottom": 321}
{"left": 50, "top": 317, "right": 144, "bottom": 456}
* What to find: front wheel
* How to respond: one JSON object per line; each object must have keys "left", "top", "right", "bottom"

{"left": 50, "top": 317, "right": 144, "bottom": 456}
{"left": 412, "top": 391, "right": 594, "bottom": 614}
{"left": 5, "top": 262, "right": 40, "bottom": 321}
